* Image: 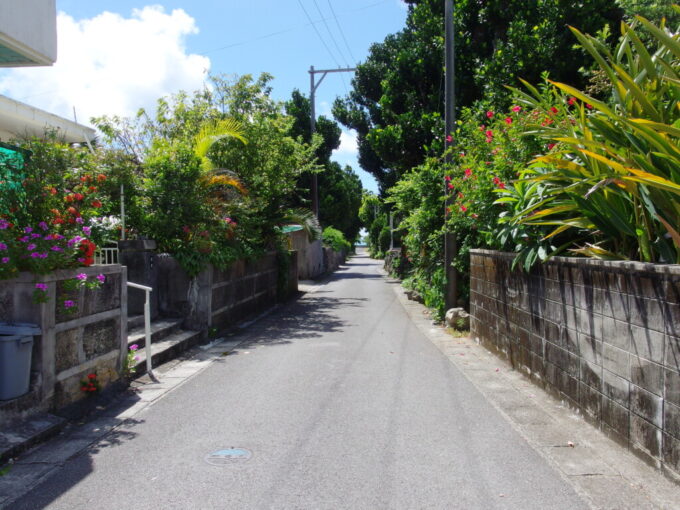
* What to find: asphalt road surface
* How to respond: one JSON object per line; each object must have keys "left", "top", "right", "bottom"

{"left": 12, "top": 251, "right": 589, "bottom": 509}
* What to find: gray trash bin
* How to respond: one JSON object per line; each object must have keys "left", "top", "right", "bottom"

{"left": 0, "top": 322, "right": 40, "bottom": 400}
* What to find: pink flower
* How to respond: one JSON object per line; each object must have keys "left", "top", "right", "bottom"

{"left": 63, "top": 300, "right": 75, "bottom": 308}
{"left": 35, "top": 283, "right": 48, "bottom": 291}
{"left": 0, "top": 243, "right": 6, "bottom": 251}
{"left": 38, "top": 221, "right": 49, "bottom": 231}
{"left": 446, "top": 135, "right": 453, "bottom": 143}
{"left": 51, "top": 246, "right": 63, "bottom": 252}
{"left": 96, "top": 274, "right": 106, "bottom": 283}
{"left": 1, "top": 257, "right": 9, "bottom": 264}
{"left": 505, "top": 117, "right": 512, "bottom": 125}
{"left": 76, "top": 273, "right": 87, "bottom": 281}
{"left": 464, "top": 168, "right": 472, "bottom": 179}
{"left": 130, "top": 344, "right": 139, "bottom": 351}
{"left": 511, "top": 105, "right": 521, "bottom": 113}
{"left": 24, "top": 227, "right": 33, "bottom": 233}
{"left": 447, "top": 183, "right": 454, "bottom": 190}
{"left": 27, "top": 243, "right": 36, "bottom": 251}
{"left": 485, "top": 130, "right": 493, "bottom": 138}
{"left": 75, "top": 217, "right": 84, "bottom": 224}
{"left": 586, "top": 103, "right": 593, "bottom": 110}
{"left": 486, "top": 111, "right": 494, "bottom": 118}
{"left": 0, "top": 219, "right": 9, "bottom": 230}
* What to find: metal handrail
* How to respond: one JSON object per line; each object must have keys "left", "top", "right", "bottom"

{"left": 126, "top": 281, "right": 155, "bottom": 379}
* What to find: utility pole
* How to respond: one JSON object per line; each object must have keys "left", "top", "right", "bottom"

{"left": 309, "top": 65, "right": 356, "bottom": 218}
{"left": 444, "top": 0, "right": 458, "bottom": 310}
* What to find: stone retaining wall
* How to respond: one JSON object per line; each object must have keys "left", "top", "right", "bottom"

{"left": 469, "top": 249, "right": 680, "bottom": 479}
{"left": 0, "top": 265, "right": 127, "bottom": 426}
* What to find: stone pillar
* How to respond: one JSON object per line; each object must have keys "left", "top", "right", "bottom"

{"left": 118, "top": 240, "right": 158, "bottom": 319}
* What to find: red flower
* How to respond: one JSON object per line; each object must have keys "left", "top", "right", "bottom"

{"left": 464, "top": 168, "right": 472, "bottom": 179}
{"left": 65, "top": 194, "right": 74, "bottom": 203}
{"left": 80, "top": 176, "right": 88, "bottom": 183}
{"left": 460, "top": 205, "right": 468, "bottom": 212}
{"left": 479, "top": 124, "right": 486, "bottom": 131}
{"left": 486, "top": 111, "right": 494, "bottom": 119}
{"left": 504, "top": 117, "right": 512, "bottom": 125}
{"left": 471, "top": 213, "right": 479, "bottom": 219}
{"left": 444, "top": 175, "right": 451, "bottom": 182}
{"left": 550, "top": 106, "right": 559, "bottom": 114}
{"left": 53, "top": 218, "right": 64, "bottom": 225}
{"left": 485, "top": 130, "right": 493, "bottom": 137}
{"left": 50, "top": 188, "right": 57, "bottom": 195}
{"left": 97, "top": 174, "right": 107, "bottom": 182}
{"left": 498, "top": 182, "right": 506, "bottom": 189}
{"left": 457, "top": 192, "right": 464, "bottom": 199}
{"left": 511, "top": 105, "right": 521, "bottom": 113}
{"left": 74, "top": 193, "right": 84, "bottom": 201}
{"left": 87, "top": 373, "right": 97, "bottom": 380}
{"left": 547, "top": 143, "right": 556, "bottom": 150}
{"left": 447, "top": 183, "right": 454, "bottom": 190}
{"left": 485, "top": 137, "right": 493, "bottom": 143}
{"left": 67, "top": 206, "right": 79, "bottom": 216}
{"left": 586, "top": 103, "right": 593, "bottom": 109}
{"left": 91, "top": 200, "right": 102, "bottom": 208}
{"left": 567, "top": 97, "right": 576, "bottom": 105}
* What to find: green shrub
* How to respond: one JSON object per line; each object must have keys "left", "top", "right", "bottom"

{"left": 322, "top": 226, "right": 351, "bottom": 252}
{"left": 502, "top": 14, "right": 680, "bottom": 264}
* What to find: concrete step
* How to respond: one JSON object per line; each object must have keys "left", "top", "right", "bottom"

{"left": 127, "top": 318, "right": 183, "bottom": 349}
{"left": 0, "top": 413, "right": 66, "bottom": 464}
{"left": 127, "top": 314, "right": 145, "bottom": 331}
{"left": 131, "top": 329, "right": 202, "bottom": 376}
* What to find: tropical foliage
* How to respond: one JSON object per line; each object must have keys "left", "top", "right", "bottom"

{"left": 502, "top": 12, "right": 680, "bottom": 264}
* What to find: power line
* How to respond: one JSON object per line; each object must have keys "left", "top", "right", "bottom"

{"left": 201, "top": 0, "right": 390, "bottom": 56}
{"left": 327, "top": 0, "right": 357, "bottom": 64}
{"left": 312, "top": 0, "right": 349, "bottom": 66}
{"left": 296, "top": 0, "right": 342, "bottom": 68}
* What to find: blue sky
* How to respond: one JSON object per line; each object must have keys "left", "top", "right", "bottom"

{"left": 0, "top": 1, "right": 410, "bottom": 193}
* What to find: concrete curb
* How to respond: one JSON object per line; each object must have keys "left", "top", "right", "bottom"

{"left": 387, "top": 270, "right": 680, "bottom": 509}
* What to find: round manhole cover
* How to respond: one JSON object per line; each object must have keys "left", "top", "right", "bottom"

{"left": 205, "top": 448, "right": 252, "bottom": 465}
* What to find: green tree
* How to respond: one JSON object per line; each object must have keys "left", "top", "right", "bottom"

{"left": 285, "top": 89, "right": 364, "bottom": 244}
{"left": 333, "top": 0, "right": 624, "bottom": 192}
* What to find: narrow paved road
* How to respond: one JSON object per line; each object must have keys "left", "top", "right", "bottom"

{"left": 13, "top": 252, "right": 588, "bottom": 509}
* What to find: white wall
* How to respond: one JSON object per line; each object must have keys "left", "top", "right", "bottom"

{"left": 0, "top": 0, "right": 57, "bottom": 66}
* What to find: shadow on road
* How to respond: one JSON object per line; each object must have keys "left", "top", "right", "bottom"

{"left": 9, "top": 417, "right": 144, "bottom": 510}
{"left": 233, "top": 294, "right": 367, "bottom": 349}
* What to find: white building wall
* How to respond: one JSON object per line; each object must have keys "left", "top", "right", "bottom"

{"left": 0, "top": 0, "right": 57, "bottom": 66}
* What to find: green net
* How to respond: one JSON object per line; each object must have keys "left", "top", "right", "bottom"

{"left": 0, "top": 143, "right": 30, "bottom": 216}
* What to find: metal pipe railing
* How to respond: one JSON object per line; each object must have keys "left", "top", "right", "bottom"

{"left": 126, "top": 281, "right": 154, "bottom": 379}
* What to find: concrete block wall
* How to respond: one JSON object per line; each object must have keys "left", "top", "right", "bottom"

{"left": 289, "top": 231, "right": 324, "bottom": 279}
{"left": 0, "top": 265, "right": 127, "bottom": 426}
{"left": 157, "top": 251, "right": 298, "bottom": 332}
{"left": 469, "top": 249, "right": 680, "bottom": 479}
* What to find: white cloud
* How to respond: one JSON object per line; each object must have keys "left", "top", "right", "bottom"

{"left": 334, "top": 129, "right": 358, "bottom": 156}
{"left": 0, "top": 6, "right": 210, "bottom": 125}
